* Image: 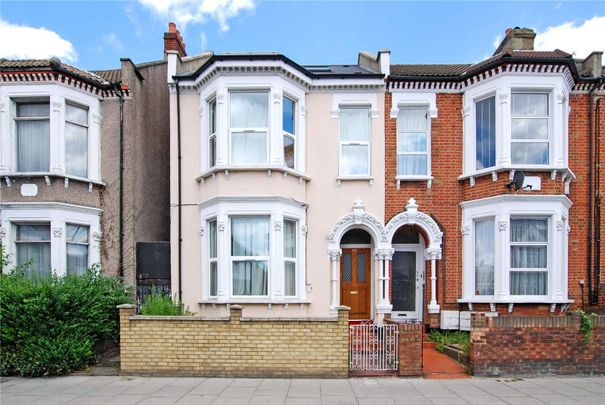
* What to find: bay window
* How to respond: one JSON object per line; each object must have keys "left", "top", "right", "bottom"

{"left": 397, "top": 108, "right": 429, "bottom": 176}
{"left": 15, "top": 224, "right": 51, "bottom": 277}
{"left": 208, "top": 98, "right": 217, "bottom": 168}
{"left": 283, "top": 96, "right": 296, "bottom": 169}
{"left": 229, "top": 92, "right": 269, "bottom": 165}
{"left": 208, "top": 219, "right": 218, "bottom": 297}
{"left": 284, "top": 219, "right": 297, "bottom": 296}
{"left": 66, "top": 224, "right": 89, "bottom": 275}
{"left": 65, "top": 103, "right": 89, "bottom": 178}
{"left": 231, "top": 216, "right": 270, "bottom": 296}
{"left": 339, "top": 107, "right": 370, "bottom": 176}
{"left": 475, "top": 96, "right": 496, "bottom": 170}
{"left": 511, "top": 93, "right": 549, "bottom": 165}
{"left": 15, "top": 101, "right": 50, "bottom": 173}
{"left": 461, "top": 195, "right": 570, "bottom": 304}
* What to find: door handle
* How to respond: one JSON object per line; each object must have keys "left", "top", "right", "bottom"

{"left": 350, "top": 290, "right": 359, "bottom": 295}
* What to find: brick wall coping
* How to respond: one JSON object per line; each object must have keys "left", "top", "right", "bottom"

{"left": 475, "top": 313, "right": 605, "bottom": 329}
{"left": 130, "top": 315, "right": 231, "bottom": 321}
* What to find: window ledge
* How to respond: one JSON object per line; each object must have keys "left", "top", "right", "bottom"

{"left": 336, "top": 176, "right": 374, "bottom": 185}
{"left": 199, "top": 299, "right": 311, "bottom": 305}
{"left": 1, "top": 172, "right": 106, "bottom": 187}
{"left": 396, "top": 175, "right": 433, "bottom": 189}
{"left": 458, "top": 166, "right": 576, "bottom": 182}
{"left": 457, "top": 298, "right": 574, "bottom": 304}
{"left": 196, "top": 166, "right": 310, "bottom": 182}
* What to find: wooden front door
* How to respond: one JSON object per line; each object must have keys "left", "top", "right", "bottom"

{"left": 340, "top": 248, "right": 371, "bottom": 319}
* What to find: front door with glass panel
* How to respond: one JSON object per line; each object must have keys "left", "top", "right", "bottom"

{"left": 391, "top": 246, "right": 424, "bottom": 321}
{"left": 340, "top": 248, "right": 371, "bottom": 319}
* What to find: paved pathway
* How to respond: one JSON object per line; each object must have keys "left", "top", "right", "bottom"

{"left": 1, "top": 375, "right": 604, "bottom": 404}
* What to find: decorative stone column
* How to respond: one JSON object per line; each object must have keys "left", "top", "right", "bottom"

{"left": 424, "top": 247, "right": 442, "bottom": 314}
{"left": 376, "top": 248, "right": 394, "bottom": 314}
{"left": 328, "top": 249, "right": 342, "bottom": 312}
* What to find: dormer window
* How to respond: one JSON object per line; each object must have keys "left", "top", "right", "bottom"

{"left": 229, "top": 91, "right": 269, "bottom": 165}
{"left": 15, "top": 101, "right": 50, "bottom": 173}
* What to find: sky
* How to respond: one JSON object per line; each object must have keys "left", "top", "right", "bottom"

{"left": 0, "top": 0, "right": 604, "bottom": 71}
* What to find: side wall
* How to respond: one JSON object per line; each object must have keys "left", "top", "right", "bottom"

{"left": 118, "top": 305, "right": 350, "bottom": 378}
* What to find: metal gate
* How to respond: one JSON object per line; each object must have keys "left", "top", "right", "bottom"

{"left": 349, "top": 323, "right": 399, "bottom": 371}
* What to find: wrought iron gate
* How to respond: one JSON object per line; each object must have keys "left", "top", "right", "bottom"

{"left": 349, "top": 323, "right": 399, "bottom": 371}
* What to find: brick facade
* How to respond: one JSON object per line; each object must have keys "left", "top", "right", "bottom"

{"left": 385, "top": 319, "right": 423, "bottom": 376}
{"left": 470, "top": 312, "right": 605, "bottom": 376}
{"left": 118, "top": 304, "right": 350, "bottom": 378}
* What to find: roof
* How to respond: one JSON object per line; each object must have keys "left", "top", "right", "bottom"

{"left": 304, "top": 64, "right": 377, "bottom": 76}
{"left": 0, "top": 57, "right": 111, "bottom": 87}
{"left": 390, "top": 49, "right": 577, "bottom": 81}
{"left": 93, "top": 68, "right": 121, "bottom": 83}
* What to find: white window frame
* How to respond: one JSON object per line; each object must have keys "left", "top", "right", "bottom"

{"left": 461, "top": 74, "right": 570, "bottom": 179}
{"left": 64, "top": 101, "right": 90, "bottom": 179}
{"left": 207, "top": 97, "right": 217, "bottom": 168}
{"left": 510, "top": 91, "right": 550, "bottom": 166}
{"left": 228, "top": 90, "right": 270, "bottom": 166}
{"left": 283, "top": 217, "right": 297, "bottom": 297}
{"left": 396, "top": 106, "right": 431, "bottom": 179}
{"left": 338, "top": 106, "right": 371, "bottom": 178}
{"left": 199, "top": 197, "right": 306, "bottom": 303}
{"left": 0, "top": 202, "right": 102, "bottom": 276}
{"left": 65, "top": 222, "right": 90, "bottom": 275}
{"left": 460, "top": 195, "right": 571, "bottom": 304}
{"left": 282, "top": 94, "right": 296, "bottom": 170}
{"left": 14, "top": 99, "right": 51, "bottom": 173}
{"left": 0, "top": 84, "right": 102, "bottom": 183}
{"left": 207, "top": 218, "right": 218, "bottom": 297}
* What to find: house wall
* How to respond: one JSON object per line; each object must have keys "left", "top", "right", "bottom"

{"left": 118, "top": 304, "right": 350, "bottom": 378}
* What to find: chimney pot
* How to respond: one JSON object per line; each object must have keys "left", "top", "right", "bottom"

{"left": 168, "top": 22, "right": 176, "bottom": 32}
{"left": 164, "top": 22, "right": 187, "bottom": 58}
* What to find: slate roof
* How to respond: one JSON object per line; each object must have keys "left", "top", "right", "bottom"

{"left": 0, "top": 57, "right": 111, "bottom": 87}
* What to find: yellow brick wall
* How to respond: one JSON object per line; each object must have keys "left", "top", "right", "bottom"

{"left": 117, "top": 304, "right": 350, "bottom": 378}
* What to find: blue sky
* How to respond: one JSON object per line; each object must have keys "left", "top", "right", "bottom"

{"left": 1, "top": 1, "right": 604, "bottom": 71}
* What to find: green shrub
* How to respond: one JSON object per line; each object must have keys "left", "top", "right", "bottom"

{"left": 141, "top": 289, "right": 191, "bottom": 315}
{"left": 429, "top": 330, "right": 470, "bottom": 353}
{"left": 0, "top": 261, "right": 133, "bottom": 377}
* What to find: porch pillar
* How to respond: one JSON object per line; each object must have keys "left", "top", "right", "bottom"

{"left": 425, "top": 248, "right": 441, "bottom": 314}
{"left": 328, "top": 249, "right": 342, "bottom": 312}
{"left": 376, "top": 249, "right": 394, "bottom": 313}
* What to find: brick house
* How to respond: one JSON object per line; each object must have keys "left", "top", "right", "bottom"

{"left": 0, "top": 57, "right": 170, "bottom": 286}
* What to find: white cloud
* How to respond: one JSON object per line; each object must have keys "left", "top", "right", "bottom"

{"left": 492, "top": 34, "right": 502, "bottom": 50}
{"left": 103, "top": 33, "right": 126, "bottom": 52}
{"left": 138, "top": 0, "right": 255, "bottom": 31}
{"left": 200, "top": 32, "right": 208, "bottom": 50}
{"left": 0, "top": 19, "right": 77, "bottom": 62}
{"left": 534, "top": 16, "right": 605, "bottom": 58}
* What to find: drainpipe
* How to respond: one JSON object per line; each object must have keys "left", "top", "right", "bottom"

{"left": 113, "top": 83, "right": 125, "bottom": 278}
{"left": 588, "top": 79, "right": 602, "bottom": 305}
{"left": 175, "top": 78, "right": 183, "bottom": 301}
{"left": 594, "top": 95, "right": 602, "bottom": 303}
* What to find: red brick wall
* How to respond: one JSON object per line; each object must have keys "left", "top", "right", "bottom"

{"left": 470, "top": 312, "right": 605, "bottom": 376}
{"left": 384, "top": 91, "right": 604, "bottom": 322}
{"left": 385, "top": 319, "right": 423, "bottom": 376}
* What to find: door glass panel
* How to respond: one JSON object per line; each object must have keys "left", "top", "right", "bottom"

{"left": 342, "top": 253, "right": 352, "bottom": 282}
{"left": 357, "top": 252, "right": 366, "bottom": 282}
{"left": 392, "top": 251, "right": 416, "bottom": 312}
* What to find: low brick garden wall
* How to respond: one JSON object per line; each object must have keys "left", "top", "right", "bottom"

{"left": 384, "top": 319, "right": 423, "bottom": 376}
{"left": 117, "top": 304, "right": 350, "bottom": 378}
{"left": 470, "top": 312, "right": 605, "bottom": 376}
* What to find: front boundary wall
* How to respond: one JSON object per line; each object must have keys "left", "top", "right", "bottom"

{"left": 384, "top": 319, "right": 424, "bottom": 376}
{"left": 470, "top": 313, "right": 605, "bottom": 376}
{"left": 117, "top": 304, "right": 350, "bottom": 378}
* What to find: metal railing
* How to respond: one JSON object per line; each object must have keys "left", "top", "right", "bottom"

{"left": 349, "top": 323, "right": 399, "bottom": 371}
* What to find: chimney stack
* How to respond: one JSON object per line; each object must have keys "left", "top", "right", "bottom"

{"left": 493, "top": 27, "right": 536, "bottom": 55}
{"left": 164, "top": 22, "right": 187, "bottom": 58}
{"left": 581, "top": 51, "right": 603, "bottom": 78}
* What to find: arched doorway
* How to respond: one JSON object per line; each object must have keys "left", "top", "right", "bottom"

{"left": 391, "top": 226, "right": 425, "bottom": 321}
{"left": 340, "top": 229, "right": 373, "bottom": 320}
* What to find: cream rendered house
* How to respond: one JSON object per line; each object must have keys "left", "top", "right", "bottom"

{"left": 167, "top": 27, "right": 394, "bottom": 319}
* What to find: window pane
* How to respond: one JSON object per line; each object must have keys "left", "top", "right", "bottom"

{"left": 65, "top": 104, "right": 88, "bottom": 126}
{"left": 231, "top": 131, "right": 267, "bottom": 164}
{"left": 283, "top": 96, "right": 295, "bottom": 134}
{"left": 233, "top": 260, "right": 268, "bottom": 295}
{"left": 17, "top": 103, "right": 49, "bottom": 117}
{"left": 397, "top": 132, "right": 427, "bottom": 153}
{"left": 357, "top": 252, "right": 367, "bottom": 282}
{"left": 512, "top": 93, "right": 548, "bottom": 116}
{"left": 17, "top": 120, "right": 50, "bottom": 172}
{"left": 16, "top": 224, "right": 51, "bottom": 278}
{"left": 284, "top": 220, "right": 296, "bottom": 258}
{"left": 398, "top": 109, "right": 427, "bottom": 131}
{"left": 66, "top": 224, "right": 89, "bottom": 244}
{"left": 475, "top": 219, "right": 495, "bottom": 295}
{"left": 511, "top": 142, "right": 548, "bottom": 164}
{"left": 340, "top": 108, "right": 369, "bottom": 142}
{"left": 17, "top": 224, "right": 50, "bottom": 241}
{"left": 209, "top": 99, "right": 216, "bottom": 134}
{"left": 475, "top": 96, "right": 496, "bottom": 170}
{"left": 284, "top": 135, "right": 295, "bottom": 169}
{"left": 231, "top": 217, "right": 269, "bottom": 256}
{"left": 397, "top": 155, "right": 427, "bottom": 176}
{"left": 210, "top": 262, "right": 217, "bottom": 296}
{"left": 66, "top": 244, "right": 88, "bottom": 275}
{"left": 208, "top": 220, "right": 217, "bottom": 258}
{"left": 342, "top": 253, "right": 352, "bottom": 281}
{"left": 65, "top": 122, "right": 88, "bottom": 177}
{"left": 230, "top": 92, "right": 268, "bottom": 128}
{"left": 285, "top": 261, "right": 296, "bottom": 296}
{"left": 511, "top": 219, "right": 548, "bottom": 242}
{"left": 209, "top": 136, "right": 216, "bottom": 167}
{"left": 510, "top": 271, "right": 547, "bottom": 295}
{"left": 341, "top": 144, "right": 369, "bottom": 175}
{"left": 511, "top": 246, "right": 547, "bottom": 268}
{"left": 512, "top": 118, "right": 548, "bottom": 140}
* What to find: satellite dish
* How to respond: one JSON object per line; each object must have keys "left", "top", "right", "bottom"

{"left": 506, "top": 171, "right": 525, "bottom": 191}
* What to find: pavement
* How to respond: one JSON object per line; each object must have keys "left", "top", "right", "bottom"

{"left": 1, "top": 375, "right": 604, "bottom": 405}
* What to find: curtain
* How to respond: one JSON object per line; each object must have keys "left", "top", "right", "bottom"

{"left": 397, "top": 109, "right": 428, "bottom": 176}
{"left": 230, "top": 92, "right": 268, "bottom": 128}
{"left": 231, "top": 131, "right": 267, "bottom": 164}
{"left": 398, "top": 109, "right": 426, "bottom": 131}
{"left": 397, "top": 155, "right": 427, "bottom": 176}
{"left": 233, "top": 261, "right": 268, "bottom": 295}
{"left": 16, "top": 224, "right": 51, "bottom": 277}
{"left": 475, "top": 96, "right": 495, "bottom": 169}
{"left": 510, "top": 218, "right": 548, "bottom": 295}
{"left": 231, "top": 217, "right": 269, "bottom": 256}
{"left": 475, "top": 219, "right": 495, "bottom": 295}
{"left": 66, "top": 224, "right": 89, "bottom": 275}
{"left": 285, "top": 262, "right": 296, "bottom": 296}
{"left": 340, "top": 108, "right": 369, "bottom": 142}
{"left": 284, "top": 220, "right": 296, "bottom": 258}
{"left": 65, "top": 122, "right": 88, "bottom": 177}
{"left": 511, "top": 272, "right": 547, "bottom": 295}
{"left": 341, "top": 144, "right": 369, "bottom": 175}
{"left": 17, "top": 120, "right": 50, "bottom": 172}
